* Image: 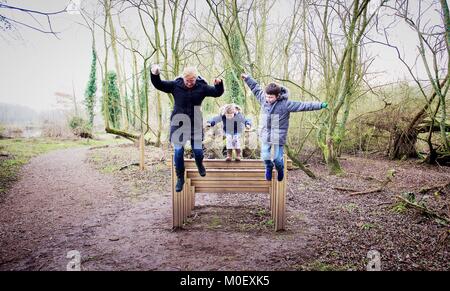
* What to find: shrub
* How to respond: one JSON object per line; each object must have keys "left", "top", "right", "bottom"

{"left": 68, "top": 116, "right": 93, "bottom": 139}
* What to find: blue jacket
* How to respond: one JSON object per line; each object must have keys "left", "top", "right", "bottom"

{"left": 244, "top": 76, "right": 323, "bottom": 145}
{"left": 151, "top": 73, "right": 224, "bottom": 143}
{"left": 208, "top": 112, "right": 252, "bottom": 135}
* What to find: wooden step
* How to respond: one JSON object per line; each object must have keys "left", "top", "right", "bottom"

{"left": 186, "top": 169, "right": 266, "bottom": 179}
{"left": 195, "top": 186, "right": 270, "bottom": 194}
{"left": 183, "top": 159, "right": 293, "bottom": 169}
{"left": 190, "top": 179, "right": 271, "bottom": 187}
{"left": 189, "top": 176, "right": 267, "bottom": 181}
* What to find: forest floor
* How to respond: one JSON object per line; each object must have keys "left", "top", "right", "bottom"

{"left": 0, "top": 143, "right": 449, "bottom": 271}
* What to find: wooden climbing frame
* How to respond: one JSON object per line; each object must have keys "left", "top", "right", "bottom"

{"left": 170, "top": 155, "right": 289, "bottom": 231}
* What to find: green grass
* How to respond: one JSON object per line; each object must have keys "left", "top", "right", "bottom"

{"left": 0, "top": 137, "right": 122, "bottom": 198}
{"left": 208, "top": 216, "right": 223, "bottom": 229}
{"left": 360, "top": 222, "right": 376, "bottom": 230}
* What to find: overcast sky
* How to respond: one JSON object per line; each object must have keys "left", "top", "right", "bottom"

{"left": 0, "top": 0, "right": 442, "bottom": 112}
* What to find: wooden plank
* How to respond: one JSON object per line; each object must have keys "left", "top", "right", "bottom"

{"left": 183, "top": 183, "right": 187, "bottom": 222}
{"left": 195, "top": 187, "right": 270, "bottom": 194}
{"left": 273, "top": 174, "right": 278, "bottom": 230}
{"left": 275, "top": 155, "right": 288, "bottom": 231}
{"left": 186, "top": 179, "right": 191, "bottom": 217}
{"left": 183, "top": 159, "right": 293, "bottom": 170}
{"left": 187, "top": 169, "right": 266, "bottom": 179}
{"left": 191, "top": 186, "right": 195, "bottom": 210}
{"left": 281, "top": 155, "right": 288, "bottom": 230}
{"left": 189, "top": 177, "right": 267, "bottom": 181}
{"left": 191, "top": 180, "right": 270, "bottom": 187}
{"left": 171, "top": 155, "right": 181, "bottom": 229}
{"left": 270, "top": 171, "right": 275, "bottom": 220}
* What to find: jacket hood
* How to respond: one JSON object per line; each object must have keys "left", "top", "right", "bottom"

{"left": 277, "top": 86, "right": 289, "bottom": 101}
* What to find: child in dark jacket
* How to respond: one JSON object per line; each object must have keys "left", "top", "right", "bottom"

{"left": 207, "top": 104, "right": 252, "bottom": 161}
{"left": 241, "top": 73, "right": 328, "bottom": 181}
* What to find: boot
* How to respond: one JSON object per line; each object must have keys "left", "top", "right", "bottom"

{"left": 225, "top": 149, "right": 232, "bottom": 162}
{"left": 175, "top": 167, "right": 185, "bottom": 192}
{"left": 275, "top": 161, "right": 284, "bottom": 181}
{"left": 195, "top": 156, "right": 206, "bottom": 177}
{"left": 235, "top": 149, "right": 242, "bottom": 162}
{"left": 264, "top": 160, "right": 274, "bottom": 181}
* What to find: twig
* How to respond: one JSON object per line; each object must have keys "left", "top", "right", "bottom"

{"left": 333, "top": 187, "right": 359, "bottom": 192}
{"left": 396, "top": 195, "right": 450, "bottom": 224}
{"left": 349, "top": 187, "right": 383, "bottom": 196}
{"left": 119, "top": 159, "right": 165, "bottom": 171}
{"left": 419, "top": 181, "right": 450, "bottom": 194}
{"left": 119, "top": 163, "right": 140, "bottom": 171}
{"left": 347, "top": 171, "right": 385, "bottom": 184}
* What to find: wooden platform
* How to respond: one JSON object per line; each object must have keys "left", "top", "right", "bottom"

{"left": 170, "top": 157, "right": 288, "bottom": 231}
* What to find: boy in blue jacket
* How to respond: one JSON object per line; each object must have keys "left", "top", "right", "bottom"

{"left": 207, "top": 103, "right": 252, "bottom": 161}
{"left": 241, "top": 73, "right": 328, "bottom": 181}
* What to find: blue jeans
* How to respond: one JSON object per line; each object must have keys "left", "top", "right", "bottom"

{"left": 174, "top": 140, "right": 204, "bottom": 171}
{"left": 261, "top": 143, "right": 284, "bottom": 170}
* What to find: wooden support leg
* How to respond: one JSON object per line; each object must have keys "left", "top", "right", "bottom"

{"left": 273, "top": 170, "right": 278, "bottom": 230}
{"left": 181, "top": 175, "right": 186, "bottom": 225}
{"left": 186, "top": 179, "right": 191, "bottom": 217}
{"left": 171, "top": 154, "right": 180, "bottom": 229}
{"left": 275, "top": 155, "right": 288, "bottom": 231}
{"left": 270, "top": 172, "right": 275, "bottom": 220}
{"left": 191, "top": 186, "right": 195, "bottom": 210}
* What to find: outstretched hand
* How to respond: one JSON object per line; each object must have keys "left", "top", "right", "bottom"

{"left": 151, "top": 64, "right": 160, "bottom": 75}
{"left": 213, "top": 78, "right": 223, "bottom": 85}
{"left": 241, "top": 73, "right": 248, "bottom": 80}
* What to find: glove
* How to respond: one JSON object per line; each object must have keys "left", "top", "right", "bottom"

{"left": 321, "top": 102, "right": 328, "bottom": 109}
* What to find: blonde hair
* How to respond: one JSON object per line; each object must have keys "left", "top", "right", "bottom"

{"left": 183, "top": 66, "right": 198, "bottom": 78}
{"left": 220, "top": 103, "right": 242, "bottom": 116}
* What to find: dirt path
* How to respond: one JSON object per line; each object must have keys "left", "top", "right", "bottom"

{"left": 0, "top": 147, "right": 311, "bottom": 270}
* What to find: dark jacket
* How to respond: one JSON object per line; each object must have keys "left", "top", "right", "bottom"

{"left": 244, "top": 76, "right": 323, "bottom": 145}
{"left": 208, "top": 112, "right": 252, "bottom": 135}
{"left": 151, "top": 73, "right": 224, "bottom": 143}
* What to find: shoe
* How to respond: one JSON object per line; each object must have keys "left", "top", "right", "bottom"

{"left": 276, "top": 167, "right": 284, "bottom": 181}
{"left": 175, "top": 167, "right": 185, "bottom": 192}
{"left": 235, "top": 149, "right": 242, "bottom": 162}
{"left": 275, "top": 161, "right": 284, "bottom": 181}
{"left": 264, "top": 160, "right": 274, "bottom": 181}
{"left": 225, "top": 149, "right": 232, "bottom": 162}
{"left": 195, "top": 157, "right": 206, "bottom": 177}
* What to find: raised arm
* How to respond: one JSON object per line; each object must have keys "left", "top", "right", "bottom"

{"left": 207, "top": 115, "right": 223, "bottom": 126}
{"left": 241, "top": 74, "right": 265, "bottom": 104}
{"left": 286, "top": 100, "right": 325, "bottom": 112}
{"left": 204, "top": 78, "right": 224, "bottom": 98}
{"left": 150, "top": 64, "right": 175, "bottom": 93}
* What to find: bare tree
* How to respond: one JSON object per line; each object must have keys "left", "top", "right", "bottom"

{"left": 0, "top": 2, "right": 67, "bottom": 38}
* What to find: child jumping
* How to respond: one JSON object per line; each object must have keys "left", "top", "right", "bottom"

{"left": 207, "top": 103, "right": 252, "bottom": 162}
{"left": 241, "top": 73, "right": 328, "bottom": 181}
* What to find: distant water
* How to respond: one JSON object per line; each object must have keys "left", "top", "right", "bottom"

{"left": 1, "top": 126, "right": 42, "bottom": 138}
{"left": 21, "top": 127, "right": 42, "bottom": 138}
